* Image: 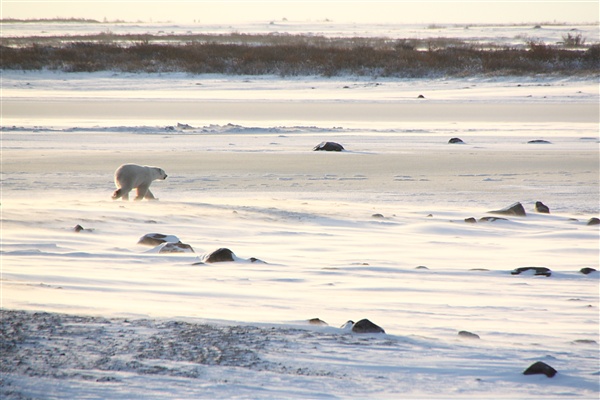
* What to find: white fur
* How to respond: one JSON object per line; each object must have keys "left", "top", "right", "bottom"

{"left": 112, "top": 164, "right": 167, "bottom": 201}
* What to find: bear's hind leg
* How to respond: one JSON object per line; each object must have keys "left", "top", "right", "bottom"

{"left": 112, "top": 188, "right": 131, "bottom": 201}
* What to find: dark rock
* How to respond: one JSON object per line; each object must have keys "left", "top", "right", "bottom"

{"left": 458, "top": 330, "right": 480, "bottom": 339}
{"left": 573, "top": 339, "right": 597, "bottom": 345}
{"left": 313, "top": 141, "right": 344, "bottom": 152}
{"left": 448, "top": 137, "right": 464, "bottom": 144}
{"left": 351, "top": 319, "right": 385, "bottom": 334}
{"left": 372, "top": 213, "right": 384, "bottom": 218}
{"left": 417, "top": 94, "right": 425, "bottom": 99}
{"left": 587, "top": 217, "right": 600, "bottom": 225}
{"left": 73, "top": 224, "right": 94, "bottom": 233}
{"left": 479, "top": 216, "right": 508, "bottom": 222}
{"left": 528, "top": 139, "right": 552, "bottom": 144}
{"left": 534, "top": 201, "right": 550, "bottom": 214}
{"left": 158, "top": 242, "right": 195, "bottom": 254}
{"left": 464, "top": 217, "right": 477, "bottom": 223}
{"left": 580, "top": 267, "right": 597, "bottom": 275}
{"left": 415, "top": 266, "right": 429, "bottom": 270}
{"left": 308, "top": 318, "right": 328, "bottom": 326}
{"left": 198, "top": 249, "right": 265, "bottom": 264}
{"left": 511, "top": 266, "right": 552, "bottom": 277}
{"left": 203, "top": 248, "right": 235, "bottom": 263}
{"left": 489, "top": 202, "right": 526, "bottom": 217}
{"left": 138, "top": 233, "right": 179, "bottom": 246}
{"left": 469, "top": 268, "right": 490, "bottom": 271}
{"left": 523, "top": 361, "right": 557, "bottom": 377}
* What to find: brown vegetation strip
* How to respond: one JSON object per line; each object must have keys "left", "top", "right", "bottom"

{"left": 1, "top": 34, "right": 599, "bottom": 76}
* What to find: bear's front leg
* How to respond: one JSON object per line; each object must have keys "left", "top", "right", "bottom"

{"left": 135, "top": 185, "right": 149, "bottom": 201}
{"left": 144, "top": 190, "right": 158, "bottom": 201}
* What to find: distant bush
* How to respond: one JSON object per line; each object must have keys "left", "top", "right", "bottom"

{"left": 1, "top": 33, "right": 598, "bottom": 77}
{"left": 561, "top": 32, "right": 586, "bottom": 47}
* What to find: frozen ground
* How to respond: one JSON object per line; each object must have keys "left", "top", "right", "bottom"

{"left": 2, "top": 20, "right": 599, "bottom": 48}
{"left": 1, "top": 49, "right": 599, "bottom": 400}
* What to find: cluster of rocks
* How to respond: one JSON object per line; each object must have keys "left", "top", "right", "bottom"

{"left": 447, "top": 137, "right": 554, "bottom": 145}
{"left": 307, "top": 318, "right": 385, "bottom": 334}
{"left": 137, "top": 233, "right": 195, "bottom": 254}
{"left": 461, "top": 201, "right": 598, "bottom": 226}
{"left": 136, "top": 233, "right": 264, "bottom": 263}
{"left": 317, "top": 138, "right": 559, "bottom": 149}
{"left": 414, "top": 264, "right": 595, "bottom": 277}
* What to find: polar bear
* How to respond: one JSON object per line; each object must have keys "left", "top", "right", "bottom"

{"left": 112, "top": 164, "right": 167, "bottom": 201}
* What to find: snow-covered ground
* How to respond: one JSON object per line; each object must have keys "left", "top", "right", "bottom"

{"left": 1, "top": 22, "right": 599, "bottom": 399}
{"left": 2, "top": 20, "right": 599, "bottom": 48}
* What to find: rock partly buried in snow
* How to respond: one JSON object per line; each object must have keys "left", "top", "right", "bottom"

{"left": 157, "top": 242, "right": 195, "bottom": 254}
{"left": 511, "top": 266, "right": 552, "bottom": 277}
{"left": 586, "top": 217, "right": 600, "bottom": 226}
{"left": 464, "top": 217, "right": 477, "bottom": 223}
{"left": 534, "top": 201, "right": 550, "bottom": 214}
{"left": 313, "top": 141, "right": 344, "bottom": 152}
{"left": 351, "top": 319, "right": 385, "bottom": 334}
{"left": 523, "top": 361, "right": 557, "bottom": 377}
{"left": 340, "top": 320, "right": 355, "bottom": 330}
{"left": 528, "top": 139, "right": 552, "bottom": 144}
{"left": 479, "top": 216, "right": 508, "bottom": 222}
{"left": 308, "top": 318, "right": 328, "bottom": 326}
{"left": 203, "top": 248, "right": 235, "bottom": 262}
{"left": 580, "top": 267, "right": 597, "bottom": 275}
{"left": 458, "top": 330, "right": 480, "bottom": 339}
{"left": 138, "top": 233, "right": 180, "bottom": 246}
{"left": 489, "top": 202, "right": 526, "bottom": 217}
{"left": 200, "top": 248, "right": 264, "bottom": 264}
{"left": 73, "top": 224, "right": 94, "bottom": 233}
{"left": 448, "top": 137, "right": 464, "bottom": 144}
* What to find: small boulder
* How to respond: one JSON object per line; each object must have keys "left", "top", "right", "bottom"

{"left": 351, "top": 319, "right": 385, "bottom": 334}
{"left": 479, "top": 216, "right": 508, "bottom": 222}
{"left": 464, "top": 217, "right": 477, "bottom": 223}
{"left": 523, "top": 361, "right": 557, "bottom": 378}
{"left": 458, "top": 330, "right": 480, "bottom": 339}
{"left": 158, "top": 242, "right": 195, "bottom": 254}
{"left": 417, "top": 94, "right": 425, "bottom": 99}
{"left": 73, "top": 224, "right": 94, "bottom": 233}
{"left": 313, "top": 141, "right": 344, "bottom": 152}
{"left": 308, "top": 318, "right": 328, "bottom": 326}
{"left": 580, "top": 267, "right": 597, "bottom": 275}
{"left": 448, "top": 137, "right": 464, "bottom": 144}
{"left": 511, "top": 266, "right": 552, "bottom": 277}
{"left": 372, "top": 213, "right": 384, "bottom": 218}
{"left": 489, "top": 202, "right": 526, "bottom": 217}
{"left": 534, "top": 201, "right": 550, "bottom": 214}
{"left": 138, "top": 233, "right": 180, "bottom": 246}
{"left": 203, "top": 248, "right": 236, "bottom": 263}
{"left": 587, "top": 217, "right": 600, "bottom": 226}
{"left": 201, "top": 248, "right": 264, "bottom": 263}
{"left": 528, "top": 139, "right": 552, "bottom": 144}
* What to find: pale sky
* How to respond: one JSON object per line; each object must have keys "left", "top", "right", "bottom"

{"left": 1, "top": 0, "right": 598, "bottom": 24}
